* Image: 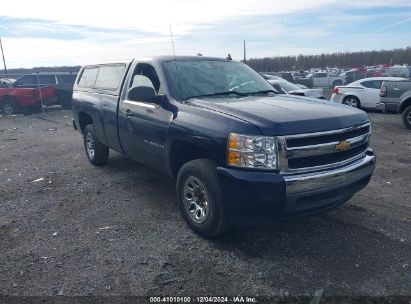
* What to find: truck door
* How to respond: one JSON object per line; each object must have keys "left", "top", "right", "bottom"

{"left": 118, "top": 63, "right": 173, "bottom": 172}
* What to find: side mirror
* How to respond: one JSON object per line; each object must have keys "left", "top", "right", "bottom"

{"left": 127, "top": 86, "right": 163, "bottom": 104}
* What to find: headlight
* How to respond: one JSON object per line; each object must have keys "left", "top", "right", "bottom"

{"left": 227, "top": 133, "right": 278, "bottom": 169}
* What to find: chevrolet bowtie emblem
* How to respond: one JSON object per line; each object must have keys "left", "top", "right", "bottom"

{"left": 335, "top": 140, "right": 350, "bottom": 151}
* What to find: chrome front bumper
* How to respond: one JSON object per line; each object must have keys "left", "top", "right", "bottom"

{"left": 284, "top": 149, "right": 375, "bottom": 195}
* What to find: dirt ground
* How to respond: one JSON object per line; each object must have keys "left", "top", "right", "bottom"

{"left": 0, "top": 108, "right": 410, "bottom": 299}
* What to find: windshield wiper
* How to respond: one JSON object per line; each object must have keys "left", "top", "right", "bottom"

{"left": 245, "top": 89, "right": 278, "bottom": 95}
{"left": 184, "top": 91, "right": 248, "bottom": 100}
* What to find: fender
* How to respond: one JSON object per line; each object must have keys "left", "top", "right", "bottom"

{"left": 399, "top": 94, "right": 411, "bottom": 112}
{"left": 340, "top": 87, "right": 364, "bottom": 97}
{"left": 164, "top": 102, "right": 260, "bottom": 178}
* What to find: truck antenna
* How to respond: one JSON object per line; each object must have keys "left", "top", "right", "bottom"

{"left": 170, "top": 25, "right": 177, "bottom": 59}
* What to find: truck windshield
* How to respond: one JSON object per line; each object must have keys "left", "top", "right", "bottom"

{"left": 163, "top": 60, "right": 275, "bottom": 101}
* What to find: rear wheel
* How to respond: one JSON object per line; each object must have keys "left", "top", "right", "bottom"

{"left": 343, "top": 96, "right": 361, "bottom": 109}
{"left": 177, "top": 159, "right": 229, "bottom": 237}
{"left": 402, "top": 105, "right": 411, "bottom": 130}
{"left": 1, "top": 98, "right": 19, "bottom": 115}
{"left": 83, "top": 124, "right": 109, "bottom": 166}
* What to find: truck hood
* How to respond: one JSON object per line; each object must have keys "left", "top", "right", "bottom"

{"left": 189, "top": 95, "right": 368, "bottom": 135}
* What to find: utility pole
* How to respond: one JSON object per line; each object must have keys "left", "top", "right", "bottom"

{"left": 243, "top": 40, "right": 246, "bottom": 64}
{"left": 0, "top": 37, "right": 7, "bottom": 77}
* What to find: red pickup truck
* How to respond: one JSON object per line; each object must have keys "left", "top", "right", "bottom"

{"left": 0, "top": 86, "right": 55, "bottom": 115}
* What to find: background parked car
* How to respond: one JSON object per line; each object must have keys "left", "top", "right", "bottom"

{"left": 386, "top": 65, "right": 410, "bottom": 78}
{"left": 0, "top": 78, "right": 16, "bottom": 87}
{"left": 0, "top": 85, "right": 55, "bottom": 115}
{"left": 260, "top": 71, "right": 295, "bottom": 83}
{"left": 331, "top": 77, "right": 407, "bottom": 109}
{"left": 12, "top": 72, "right": 77, "bottom": 108}
{"left": 293, "top": 76, "right": 313, "bottom": 88}
{"left": 378, "top": 79, "right": 411, "bottom": 129}
{"left": 294, "top": 71, "right": 344, "bottom": 88}
{"left": 261, "top": 74, "right": 325, "bottom": 99}
{"left": 342, "top": 68, "right": 368, "bottom": 84}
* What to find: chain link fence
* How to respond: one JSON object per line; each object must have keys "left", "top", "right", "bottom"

{"left": 0, "top": 72, "right": 77, "bottom": 116}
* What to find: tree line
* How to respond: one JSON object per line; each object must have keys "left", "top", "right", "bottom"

{"left": 2, "top": 47, "right": 411, "bottom": 75}
{"left": 0, "top": 66, "right": 81, "bottom": 76}
{"left": 246, "top": 47, "right": 411, "bottom": 72}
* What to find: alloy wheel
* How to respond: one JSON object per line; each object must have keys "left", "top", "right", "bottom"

{"left": 86, "top": 132, "right": 95, "bottom": 159}
{"left": 183, "top": 176, "right": 209, "bottom": 224}
{"left": 344, "top": 98, "right": 358, "bottom": 108}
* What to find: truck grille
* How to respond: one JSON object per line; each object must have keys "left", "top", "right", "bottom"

{"left": 277, "top": 123, "right": 370, "bottom": 173}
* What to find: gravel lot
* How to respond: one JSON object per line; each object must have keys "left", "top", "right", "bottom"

{"left": 0, "top": 109, "right": 410, "bottom": 299}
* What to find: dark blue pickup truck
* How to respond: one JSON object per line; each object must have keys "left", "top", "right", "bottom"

{"left": 72, "top": 56, "right": 376, "bottom": 237}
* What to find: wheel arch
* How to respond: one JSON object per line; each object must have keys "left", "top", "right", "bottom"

{"left": 78, "top": 111, "right": 93, "bottom": 134}
{"left": 168, "top": 139, "right": 218, "bottom": 179}
{"left": 343, "top": 94, "right": 361, "bottom": 104}
{"left": 399, "top": 97, "right": 411, "bottom": 113}
{"left": 0, "top": 95, "right": 17, "bottom": 104}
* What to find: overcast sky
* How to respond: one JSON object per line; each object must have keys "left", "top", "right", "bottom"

{"left": 1, "top": 0, "right": 411, "bottom": 68}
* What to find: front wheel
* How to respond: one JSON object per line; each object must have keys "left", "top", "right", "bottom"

{"left": 1, "top": 98, "right": 18, "bottom": 115}
{"left": 402, "top": 105, "right": 411, "bottom": 130}
{"left": 83, "top": 124, "right": 109, "bottom": 166}
{"left": 176, "top": 159, "right": 229, "bottom": 237}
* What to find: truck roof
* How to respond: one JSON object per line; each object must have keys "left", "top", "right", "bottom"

{"left": 83, "top": 56, "right": 231, "bottom": 67}
{"left": 150, "top": 56, "right": 230, "bottom": 62}
{"left": 27, "top": 72, "right": 78, "bottom": 75}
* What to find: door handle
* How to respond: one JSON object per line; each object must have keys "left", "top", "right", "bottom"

{"left": 393, "top": 87, "right": 400, "bottom": 91}
{"left": 125, "top": 109, "right": 134, "bottom": 117}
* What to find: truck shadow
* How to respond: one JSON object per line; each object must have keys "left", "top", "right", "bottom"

{"left": 101, "top": 156, "right": 409, "bottom": 282}
{"left": 104, "top": 154, "right": 385, "bottom": 244}
{"left": 96, "top": 154, "right": 409, "bottom": 295}
{"left": 209, "top": 210, "right": 409, "bottom": 284}
{"left": 149, "top": 207, "right": 410, "bottom": 296}
{"left": 106, "top": 153, "right": 171, "bottom": 180}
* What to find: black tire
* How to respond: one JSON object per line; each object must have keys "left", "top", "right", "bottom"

{"left": 1, "top": 98, "right": 19, "bottom": 115}
{"left": 83, "top": 124, "right": 109, "bottom": 166}
{"left": 176, "top": 159, "right": 229, "bottom": 237}
{"left": 343, "top": 95, "right": 361, "bottom": 109}
{"left": 402, "top": 105, "right": 411, "bottom": 130}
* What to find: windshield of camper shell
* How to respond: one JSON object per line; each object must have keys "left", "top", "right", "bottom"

{"left": 163, "top": 60, "right": 274, "bottom": 100}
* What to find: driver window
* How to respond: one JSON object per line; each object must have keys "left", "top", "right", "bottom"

{"left": 131, "top": 75, "right": 155, "bottom": 90}
{"left": 130, "top": 63, "right": 162, "bottom": 95}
